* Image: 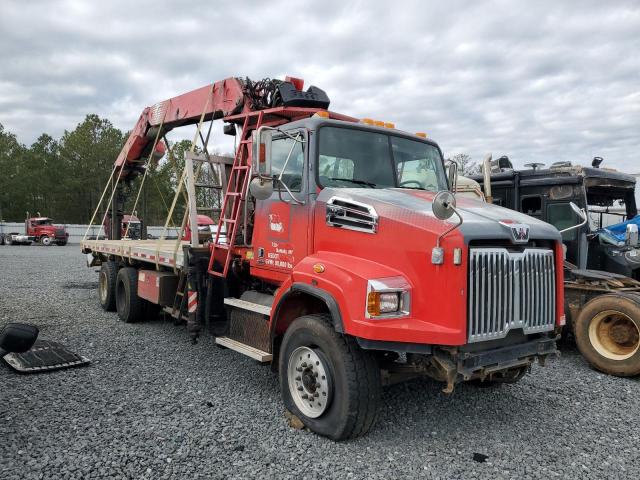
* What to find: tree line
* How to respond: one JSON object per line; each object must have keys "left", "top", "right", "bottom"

{"left": 0, "top": 115, "right": 200, "bottom": 226}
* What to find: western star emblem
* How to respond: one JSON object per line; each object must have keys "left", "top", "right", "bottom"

{"left": 500, "top": 221, "right": 530, "bottom": 243}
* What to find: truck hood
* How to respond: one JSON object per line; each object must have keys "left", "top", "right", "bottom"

{"left": 318, "top": 188, "right": 561, "bottom": 243}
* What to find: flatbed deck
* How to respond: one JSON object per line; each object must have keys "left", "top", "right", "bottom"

{"left": 81, "top": 239, "right": 189, "bottom": 269}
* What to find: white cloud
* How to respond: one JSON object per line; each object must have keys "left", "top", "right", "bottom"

{"left": 0, "top": 0, "right": 638, "bottom": 172}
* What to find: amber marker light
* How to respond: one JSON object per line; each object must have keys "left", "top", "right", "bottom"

{"left": 313, "top": 263, "right": 325, "bottom": 273}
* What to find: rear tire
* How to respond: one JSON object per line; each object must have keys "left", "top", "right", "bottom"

{"left": 574, "top": 293, "right": 640, "bottom": 377}
{"left": 98, "top": 262, "right": 118, "bottom": 311}
{"left": 116, "top": 267, "right": 145, "bottom": 323}
{"left": 279, "top": 314, "right": 381, "bottom": 440}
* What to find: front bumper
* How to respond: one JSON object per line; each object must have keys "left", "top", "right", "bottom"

{"left": 455, "top": 336, "right": 558, "bottom": 378}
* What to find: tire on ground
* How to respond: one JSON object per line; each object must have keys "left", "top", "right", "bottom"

{"left": 279, "top": 313, "right": 381, "bottom": 440}
{"left": 98, "top": 261, "right": 118, "bottom": 311}
{"left": 115, "top": 267, "right": 146, "bottom": 323}
{"left": 574, "top": 293, "right": 640, "bottom": 377}
{"left": 40, "top": 235, "right": 52, "bottom": 246}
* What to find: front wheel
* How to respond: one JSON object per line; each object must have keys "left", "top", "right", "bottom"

{"left": 574, "top": 293, "right": 640, "bottom": 377}
{"left": 279, "top": 314, "right": 381, "bottom": 440}
{"left": 40, "top": 235, "right": 52, "bottom": 246}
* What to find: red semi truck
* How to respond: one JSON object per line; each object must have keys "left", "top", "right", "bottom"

{"left": 1, "top": 214, "right": 68, "bottom": 246}
{"left": 81, "top": 76, "right": 564, "bottom": 439}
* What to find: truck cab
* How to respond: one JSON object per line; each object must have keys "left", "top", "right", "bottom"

{"left": 26, "top": 216, "right": 68, "bottom": 246}
{"left": 242, "top": 115, "right": 562, "bottom": 374}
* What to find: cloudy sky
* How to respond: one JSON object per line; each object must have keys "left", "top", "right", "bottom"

{"left": 1, "top": 0, "right": 639, "bottom": 171}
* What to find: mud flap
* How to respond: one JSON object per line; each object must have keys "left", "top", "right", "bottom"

{"left": 3, "top": 340, "right": 90, "bottom": 373}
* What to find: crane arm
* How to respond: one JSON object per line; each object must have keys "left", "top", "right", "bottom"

{"left": 114, "top": 77, "right": 248, "bottom": 173}
{"left": 114, "top": 76, "right": 330, "bottom": 178}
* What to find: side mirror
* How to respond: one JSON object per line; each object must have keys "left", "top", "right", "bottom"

{"left": 626, "top": 224, "right": 639, "bottom": 246}
{"left": 432, "top": 191, "right": 456, "bottom": 220}
{"left": 252, "top": 127, "right": 273, "bottom": 176}
{"left": 447, "top": 161, "right": 458, "bottom": 193}
{"left": 249, "top": 176, "right": 274, "bottom": 200}
{"left": 0, "top": 323, "right": 39, "bottom": 356}
{"left": 569, "top": 201, "right": 587, "bottom": 221}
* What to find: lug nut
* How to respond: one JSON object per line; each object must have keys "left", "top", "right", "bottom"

{"left": 297, "top": 386, "right": 303, "bottom": 391}
{"left": 301, "top": 394, "right": 308, "bottom": 399}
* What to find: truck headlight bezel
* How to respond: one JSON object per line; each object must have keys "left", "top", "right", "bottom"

{"left": 365, "top": 277, "right": 411, "bottom": 319}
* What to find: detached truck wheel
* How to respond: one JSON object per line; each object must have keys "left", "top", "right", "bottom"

{"left": 574, "top": 293, "right": 640, "bottom": 377}
{"left": 116, "top": 267, "right": 145, "bottom": 323}
{"left": 98, "top": 262, "right": 118, "bottom": 312}
{"left": 279, "top": 314, "right": 381, "bottom": 440}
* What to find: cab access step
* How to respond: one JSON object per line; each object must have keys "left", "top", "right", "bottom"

{"left": 215, "top": 296, "right": 273, "bottom": 363}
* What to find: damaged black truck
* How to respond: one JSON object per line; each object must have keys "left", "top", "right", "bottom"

{"left": 472, "top": 158, "right": 640, "bottom": 376}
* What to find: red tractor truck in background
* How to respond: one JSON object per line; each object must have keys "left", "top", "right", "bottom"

{"left": 1, "top": 214, "right": 68, "bottom": 246}
{"left": 81, "top": 76, "right": 564, "bottom": 440}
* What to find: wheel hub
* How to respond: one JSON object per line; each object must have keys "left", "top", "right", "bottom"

{"left": 288, "top": 346, "right": 332, "bottom": 418}
{"left": 589, "top": 310, "right": 640, "bottom": 361}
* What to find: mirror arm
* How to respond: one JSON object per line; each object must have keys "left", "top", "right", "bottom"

{"left": 436, "top": 208, "right": 464, "bottom": 248}
{"left": 559, "top": 213, "right": 588, "bottom": 234}
{"left": 275, "top": 177, "right": 305, "bottom": 206}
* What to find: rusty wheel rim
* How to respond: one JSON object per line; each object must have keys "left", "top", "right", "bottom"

{"left": 588, "top": 310, "right": 640, "bottom": 361}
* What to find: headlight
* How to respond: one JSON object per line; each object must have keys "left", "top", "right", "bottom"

{"left": 365, "top": 277, "right": 411, "bottom": 318}
{"left": 367, "top": 292, "right": 400, "bottom": 316}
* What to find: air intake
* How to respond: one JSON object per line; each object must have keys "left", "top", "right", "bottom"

{"left": 325, "top": 197, "right": 378, "bottom": 234}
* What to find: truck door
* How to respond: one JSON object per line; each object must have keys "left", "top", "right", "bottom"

{"left": 251, "top": 130, "right": 310, "bottom": 279}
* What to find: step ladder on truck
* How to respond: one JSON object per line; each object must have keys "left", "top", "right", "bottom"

{"left": 81, "top": 76, "right": 564, "bottom": 440}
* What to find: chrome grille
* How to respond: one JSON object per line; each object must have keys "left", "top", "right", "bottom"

{"left": 468, "top": 248, "right": 556, "bottom": 343}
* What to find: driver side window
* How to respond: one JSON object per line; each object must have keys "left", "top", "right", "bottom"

{"left": 271, "top": 134, "right": 304, "bottom": 192}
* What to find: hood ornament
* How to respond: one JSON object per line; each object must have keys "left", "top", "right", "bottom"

{"left": 500, "top": 221, "right": 530, "bottom": 244}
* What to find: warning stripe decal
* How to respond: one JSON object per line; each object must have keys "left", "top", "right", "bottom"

{"left": 188, "top": 291, "right": 198, "bottom": 313}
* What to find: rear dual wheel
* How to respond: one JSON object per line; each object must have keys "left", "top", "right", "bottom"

{"left": 98, "top": 262, "right": 118, "bottom": 311}
{"left": 279, "top": 314, "right": 381, "bottom": 440}
{"left": 115, "top": 267, "right": 146, "bottom": 323}
{"left": 574, "top": 294, "right": 640, "bottom": 377}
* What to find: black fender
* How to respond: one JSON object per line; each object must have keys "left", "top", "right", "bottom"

{"left": 271, "top": 282, "right": 344, "bottom": 335}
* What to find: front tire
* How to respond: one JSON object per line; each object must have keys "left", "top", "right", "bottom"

{"left": 574, "top": 293, "right": 640, "bottom": 377}
{"left": 98, "top": 262, "right": 118, "bottom": 311}
{"left": 279, "top": 314, "right": 381, "bottom": 440}
{"left": 40, "top": 235, "right": 52, "bottom": 246}
{"left": 115, "top": 267, "right": 145, "bottom": 323}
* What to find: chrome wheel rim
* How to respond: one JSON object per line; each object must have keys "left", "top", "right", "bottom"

{"left": 287, "top": 346, "right": 332, "bottom": 418}
{"left": 588, "top": 310, "right": 640, "bottom": 361}
{"left": 41, "top": 236, "right": 51, "bottom": 246}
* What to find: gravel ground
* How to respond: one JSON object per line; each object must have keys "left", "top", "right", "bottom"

{"left": 1, "top": 245, "right": 639, "bottom": 479}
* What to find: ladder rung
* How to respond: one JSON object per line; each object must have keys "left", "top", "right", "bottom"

{"left": 213, "top": 243, "right": 230, "bottom": 250}
{"left": 232, "top": 165, "right": 250, "bottom": 171}
{"left": 222, "top": 219, "right": 236, "bottom": 224}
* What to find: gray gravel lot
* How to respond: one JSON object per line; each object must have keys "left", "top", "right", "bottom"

{"left": 1, "top": 246, "right": 639, "bottom": 479}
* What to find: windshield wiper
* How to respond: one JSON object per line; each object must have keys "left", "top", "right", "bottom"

{"left": 329, "top": 177, "right": 377, "bottom": 188}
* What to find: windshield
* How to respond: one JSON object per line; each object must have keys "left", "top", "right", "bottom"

{"left": 36, "top": 219, "right": 53, "bottom": 226}
{"left": 318, "top": 127, "right": 447, "bottom": 191}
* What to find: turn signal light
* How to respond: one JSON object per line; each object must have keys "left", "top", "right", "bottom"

{"left": 367, "top": 292, "right": 400, "bottom": 316}
{"left": 361, "top": 118, "right": 374, "bottom": 125}
{"left": 384, "top": 122, "right": 395, "bottom": 129}
{"left": 415, "top": 132, "right": 427, "bottom": 138}
{"left": 374, "top": 120, "right": 385, "bottom": 127}
{"left": 314, "top": 111, "right": 330, "bottom": 118}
